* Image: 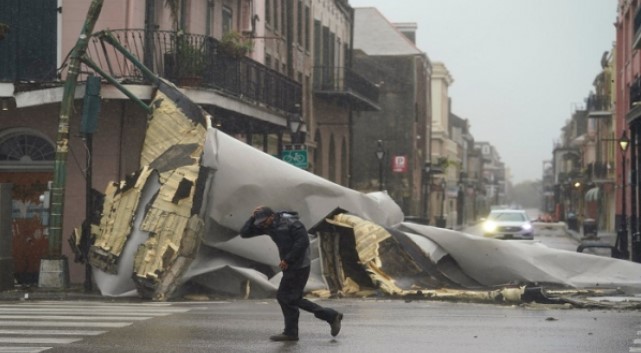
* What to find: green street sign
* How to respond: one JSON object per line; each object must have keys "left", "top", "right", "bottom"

{"left": 282, "top": 149, "right": 308, "bottom": 169}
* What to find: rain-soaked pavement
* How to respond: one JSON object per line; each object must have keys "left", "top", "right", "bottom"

{"left": 2, "top": 221, "right": 640, "bottom": 353}
{"left": 35, "top": 298, "right": 639, "bottom": 353}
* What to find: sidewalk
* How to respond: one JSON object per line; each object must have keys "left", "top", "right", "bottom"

{"left": 565, "top": 223, "right": 617, "bottom": 257}
{"left": 0, "top": 283, "right": 132, "bottom": 302}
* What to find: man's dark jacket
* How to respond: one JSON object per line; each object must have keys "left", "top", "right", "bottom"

{"left": 240, "top": 211, "right": 311, "bottom": 270}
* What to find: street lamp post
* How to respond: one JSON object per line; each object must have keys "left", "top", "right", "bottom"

{"left": 631, "top": 129, "right": 641, "bottom": 263}
{"left": 375, "top": 140, "right": 385, "bottom": 191}
{"left": 287, "top": 112, "right": 304, "bottom": 145}
{"left": 617, "top": 131, "right": 630, "bottom": 259}
{"left": 457, "top": 172, "right": 466, "bottom": 226}
{"left": 424, "top": 163, "right": 431, "bottom": 223}
{"left": 438, "top": 179, "right": 446, "bottom": 228}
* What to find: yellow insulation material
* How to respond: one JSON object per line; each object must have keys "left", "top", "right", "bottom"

{"left": 141, "top": 91, "right": 207, "bottom": 167}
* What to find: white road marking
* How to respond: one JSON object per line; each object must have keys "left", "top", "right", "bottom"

{"left": 0, "top": 337, "right": 82, "bottom": 344}
{"left": 0, "top": 301, "right": 190, "bottom": 352}
{"left": 0, "top": 329, "right": 105, "bottom": 335}
{"left": 0, "top": 308, "right": 180, "bottom": 315}
{"left": 0, "top": 321, "right": 131, "bottom": 328}
{"left": 0, "top": 315, "right": 152, "bottom": 321}
{"left": 0, "top": 348, "right": 51, "bottom": 353}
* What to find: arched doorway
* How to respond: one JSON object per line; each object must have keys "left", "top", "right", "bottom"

{"left": 0, "top": 128, "right": 55, "bottom": 285}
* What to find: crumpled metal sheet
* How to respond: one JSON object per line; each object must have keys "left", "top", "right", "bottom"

{"left": 401, "top": 222, "right": 641, "bottom": 294}
{"left": 198, "top": 127, "right": 405, "bottom": 232}
{"left": 310, "top": 213, "right": 641, "bottom": 304}
{"left": 88, "top": 79, "right": 641, "bottom": 306}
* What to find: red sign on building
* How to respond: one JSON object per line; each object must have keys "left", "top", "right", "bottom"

{"left": 392, "top": 155, "right": 408, "bottom": 173}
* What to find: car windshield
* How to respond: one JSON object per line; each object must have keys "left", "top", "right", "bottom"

{"left": 488, "top": 212, "right": 526, "bottom": 222}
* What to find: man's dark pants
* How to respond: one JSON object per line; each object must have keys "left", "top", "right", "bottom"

{"left": 277, "top": 266, "right": 339, "bottom": 337}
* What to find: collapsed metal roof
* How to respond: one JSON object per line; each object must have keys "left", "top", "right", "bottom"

{"left": 76, "top": 78, "right": 641, "bottom": 309}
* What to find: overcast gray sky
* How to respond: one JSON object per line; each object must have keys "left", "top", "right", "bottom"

{"left": 348, "top": 0, "right": 616, "bottom": 184}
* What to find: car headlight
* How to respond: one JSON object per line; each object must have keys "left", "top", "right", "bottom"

{"left": 522, "top": 223, "right": 532, "bottom": 231}
{"left": 483, "top": 221, "right": 497, "bottom": 233}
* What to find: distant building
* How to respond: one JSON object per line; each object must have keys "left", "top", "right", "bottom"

{"left": 350, "top": 7, "right": 432, "bottom": 219}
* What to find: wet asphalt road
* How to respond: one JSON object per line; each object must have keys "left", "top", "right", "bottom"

{"left": 7, "top": 213, "right": 637, "bottom": 352}
{"left": 43, "top": 299, "right": 639, "bottom": 353}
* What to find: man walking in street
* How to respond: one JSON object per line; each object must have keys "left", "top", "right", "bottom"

{"left": 240, "top": 206, "right": 343, "bottom": 341}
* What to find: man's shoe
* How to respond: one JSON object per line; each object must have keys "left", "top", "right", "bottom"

{"left": 270, "top": 333, "right": 299, "bottom": 342}
{"left": 330, "top": 313, "right": 343, "bottom": 337}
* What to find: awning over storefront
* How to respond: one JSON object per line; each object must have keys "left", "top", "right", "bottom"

{"left": 585, "top": 187, "right": 600, "bottom": 202}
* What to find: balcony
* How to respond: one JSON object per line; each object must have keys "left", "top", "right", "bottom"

{"left": 84, "top": 29, "right": 301, "bottom": 115}
{"left": 585, "top": 162, "right": 613, "bottom": 183}
{"left": 312, "top": 66, "right": 380, "bottom": 111}
{"left": 586, "top": 94, "right": 611, "bottom": 118}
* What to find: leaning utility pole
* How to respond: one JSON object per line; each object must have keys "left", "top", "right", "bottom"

{"left": 40, "top": 0, "right": 104, "bottom": 289}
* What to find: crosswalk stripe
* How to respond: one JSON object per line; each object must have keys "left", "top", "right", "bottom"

{"left": 0, "top": 329, "right": 105, "bottom": 335}
{"left": 0, "top": 348, "right": 51, "bottom": 353}
{"left": 0, "top": 301, "right": 190, "bottom": 352}
{"left": 2, "top": 301, "right": 175, "bottom": 306}
{"left": 0, "top": 307, "right": 185, "bottom": 316}
{"left": 0, "top": 337, "right": 82, "bottom": 344}
{"left": 0, "top": 315, "right": 152, "bottom": 321}
{"left": 629, "top": 347, "right": 641, "bottom": 352}
{"left": 0, "top": 303, "right": 188, "bottom": 313}
{"left": 0, "top": 321, "right": 132, "bottom": 328}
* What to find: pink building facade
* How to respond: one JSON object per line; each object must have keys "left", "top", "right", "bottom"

{"left": 0, "top": 0, "right": 299, "bottom": 285}
{"left": 616, "top": 0, "right": 641, "bottom": 260}
{"left": 0, "top": 0, "right": 377, "bottom": 286}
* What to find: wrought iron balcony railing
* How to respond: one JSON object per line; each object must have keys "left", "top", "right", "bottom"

{"left": 312, "top": 66, "right": 379, "bottom": 111}
{"left": 630, "top": 75, "right": 641, "bottom": 109}
{"left": 586, "top": 94, "right": 611, "bottom": 116}
{"left": 84, "top": 29, "right": 301, "bottom": 114}
{"left": 585, "top": 162, "right": 613, "bottom": 181}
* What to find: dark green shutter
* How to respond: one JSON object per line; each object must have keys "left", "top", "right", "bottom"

{"left": 0, "top": 0, "right": 57, "bottom": 81}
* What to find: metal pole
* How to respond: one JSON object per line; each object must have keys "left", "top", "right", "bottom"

{"left": 620, "top": 151, "right": 629, "bottom": 259}
{"left": 441, "top": 181, "right": 446, "bottom": 220}
{"left": 424, "top": 170, "right": 430, "bottom": 222}
{"left": 378, "top": 159, "right": 383, "bottom": 191}
{"left": 49, "top": 0, "right": 104, "bottom": 258}
{"left": 376, "top": 140, "right": 384, "bottom": 191}
{"left": 83, "top": 134, "right": 93, "bottom": 292}
{"left": 632, "top": 125, "right": 641, "bottom": 262}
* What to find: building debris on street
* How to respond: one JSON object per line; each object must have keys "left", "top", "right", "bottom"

{"left": 79, "top": 81, "right": 641, "bottom": 308}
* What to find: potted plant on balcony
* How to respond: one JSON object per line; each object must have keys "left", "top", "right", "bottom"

{"left": 166, "top": 34, "right": 206, "bottom": 86}
{"left": 219, "top": 31, "right": 253, "bottom": 59}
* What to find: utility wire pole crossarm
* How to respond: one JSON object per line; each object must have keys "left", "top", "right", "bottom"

{"left": 42, "top": 0, "right": 105, "bottom": 289}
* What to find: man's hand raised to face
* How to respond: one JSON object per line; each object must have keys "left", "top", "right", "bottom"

{"left": 279, "top": 259, "right": 288, "bottom": 271}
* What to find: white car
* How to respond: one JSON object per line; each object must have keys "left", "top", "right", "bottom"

{"left": 482, "top": 209, "right": 534, "bottom": 240}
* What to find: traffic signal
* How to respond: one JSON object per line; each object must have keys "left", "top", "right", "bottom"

{"left": 81, "top": 74, "right": 101, "bottom": 134}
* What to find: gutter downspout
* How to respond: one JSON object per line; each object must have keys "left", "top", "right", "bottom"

{"left": 347, "top": 5, "right": 354, "bottom": 187}
{"left": 286, "top": 0, "right": 294, "bottom": 79}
